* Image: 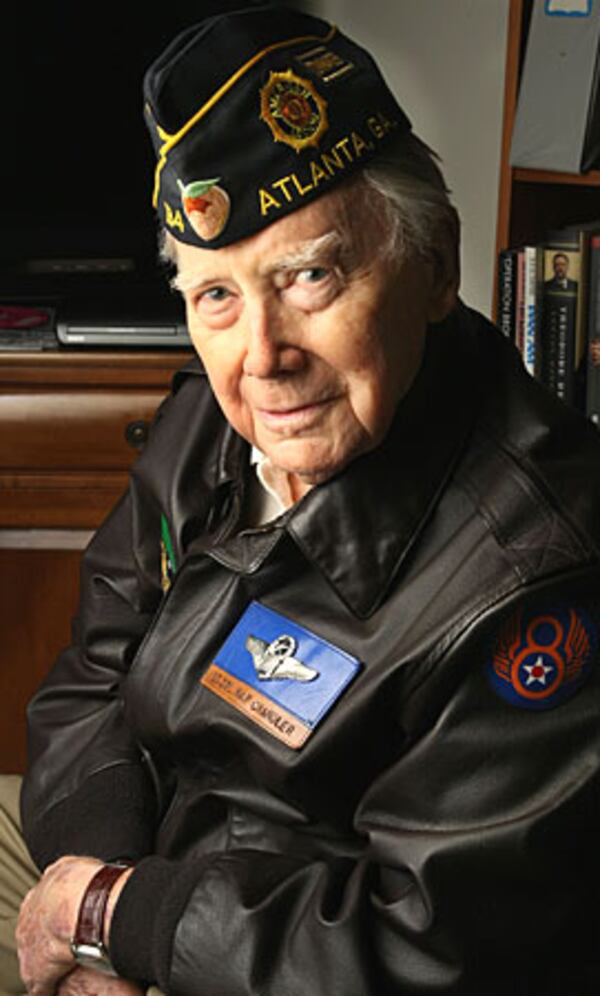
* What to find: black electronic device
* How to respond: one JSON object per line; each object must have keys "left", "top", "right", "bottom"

{"left": 2, "top": 3, "right": 296, "bottom": 351}
{"left": 56, "top": 286, "right": 191, "bottom": 348}
{"left": 1, "top": 3, "right": 206, "bottom": 342}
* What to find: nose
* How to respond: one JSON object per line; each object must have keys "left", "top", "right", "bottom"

{"left": 242, "top": 296, "right": 304, "bottom": 378}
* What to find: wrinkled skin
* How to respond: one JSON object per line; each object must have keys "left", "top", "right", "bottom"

{"left": 16, "top": 856, "right": 135, "bottom": 995}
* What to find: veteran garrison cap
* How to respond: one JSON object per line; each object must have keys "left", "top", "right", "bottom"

{"left": 143, "top": 3, "right": 412, "bottom": 249}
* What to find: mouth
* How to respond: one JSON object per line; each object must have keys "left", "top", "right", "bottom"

{"left": 255, "top": 397, "right": 335, "bottom": 433}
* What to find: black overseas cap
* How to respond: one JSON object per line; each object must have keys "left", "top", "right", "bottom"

{"left": 143, "top": 3, "right": 412, "bottom": 249}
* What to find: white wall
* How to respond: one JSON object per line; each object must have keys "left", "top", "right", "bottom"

{"left": 307, "top": 0, "right": 509, "bottom": 318}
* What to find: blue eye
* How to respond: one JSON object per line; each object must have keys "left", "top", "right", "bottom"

{"left": 298, "top": 267, "right": 329, "bottom": 284}
{"left": 202, "top": 286, "right": 230, "bottom": 302}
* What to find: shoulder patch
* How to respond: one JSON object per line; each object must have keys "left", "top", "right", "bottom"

{"left": 486, "top": 603, "right": 597, "bottom": 710}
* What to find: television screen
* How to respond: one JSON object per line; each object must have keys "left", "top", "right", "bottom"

{"left": 1, "top": 0, "right": 293, "bottom": 298}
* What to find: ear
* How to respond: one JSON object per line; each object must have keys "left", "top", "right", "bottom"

{"left": 427, "top": 275, "right": 459, "bottom": 323}
{"left": 424, "top": 206, "right": 461, "bottom": 322}
{"left": 426, "top": 242, "right": 460, "bottom": 323}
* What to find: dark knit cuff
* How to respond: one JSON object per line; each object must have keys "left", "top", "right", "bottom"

{"left": 109, "top": 854, "right": 210, "bottom": 989}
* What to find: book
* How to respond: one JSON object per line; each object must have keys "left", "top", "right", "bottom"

{"left": 515, "top": 248, "right": 526, "bottom": 358}
{"left": 585, "top": 233, "right": 600, "bottom": 425}
{"left": 539, "top": 225, "right": 592, "bottom": 409}
{"left": 497, "top": 248, "right": 518, "bottom": 340}
{"left": 510, "top": 0, "right": 600, "bottom": 173}
{"left": 512, "top": 246, "right": 542, "bottom": 376}
{"left": 522, "top": 245, "right": 543, "bottom": 378}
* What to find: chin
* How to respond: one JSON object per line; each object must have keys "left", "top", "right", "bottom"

{"left": 261, "top": 430, "right": 371, "bottom": 485}
{"left": 287, "top": 453, "right": 357, "bottom": 487}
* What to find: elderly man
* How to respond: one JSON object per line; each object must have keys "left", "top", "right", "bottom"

{"left": 8, "top": 4, "right": 600, "bottom": 996}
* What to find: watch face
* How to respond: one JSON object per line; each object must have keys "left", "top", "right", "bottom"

{"left": 70, "top": 941, "right": 117, "bottom": 976}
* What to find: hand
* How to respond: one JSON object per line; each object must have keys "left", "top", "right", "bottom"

{"left": 16, "top": 855, "right": 104, "bottom": 996}
{"left": 58, "top": 966, "right": 144, "bottom": 995}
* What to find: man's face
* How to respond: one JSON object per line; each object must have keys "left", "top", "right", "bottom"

{"left": 174, "top": 180, "right": 455, "bottom": 495}
{"left": 553, "top": 254, "right": 569, "bottom": 280}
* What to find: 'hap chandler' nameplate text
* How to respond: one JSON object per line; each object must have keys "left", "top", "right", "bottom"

{"left": 201, "top": 664, "right": 311, "bottom": 748}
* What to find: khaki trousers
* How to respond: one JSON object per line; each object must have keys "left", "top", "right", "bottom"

{"left": 0, "top": 776, "right": 36, "bottom": 995}
{"left": 0, "top": 775, "right": 163, "bottom": 996}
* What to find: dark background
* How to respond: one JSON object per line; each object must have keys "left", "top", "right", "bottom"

{"left": 1, "top": 0, "right": 302, "bottom": 294}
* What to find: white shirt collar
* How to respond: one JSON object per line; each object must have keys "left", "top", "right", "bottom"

{"left": 249, "top": 446, "right": 292, "bottom": 523}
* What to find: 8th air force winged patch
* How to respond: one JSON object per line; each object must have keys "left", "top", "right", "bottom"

{"left": 487, "top": 603, "right": 597, "bottom": 710}
{"left": 201, "top": 601, "right": 360, "bottom": 748}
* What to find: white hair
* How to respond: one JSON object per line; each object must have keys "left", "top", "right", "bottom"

{"left": 361, "top": 132, "right": 460, "bottom": 279}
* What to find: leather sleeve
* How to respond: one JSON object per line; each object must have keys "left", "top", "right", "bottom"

{"left": 20, "top": 483, "right": 164, "bottom": 870}
{"left": 19, "top": 369, "right": 217, "bottom": 871}
{"left": 108, "top": 615, "right": 600, "bottom": 995}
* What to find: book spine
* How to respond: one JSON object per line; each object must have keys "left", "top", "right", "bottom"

{"left": 540, "top": 240, "right": 580, "bottom": 407}
{"left": 522, "top": 245, "right": 540, "bottom": 377}
{"left": 515, "top": 248, "right": 525, "bottom": 359}
{"left": 586, "top": 234, "right": 600, "bottom": 426}
{"left": 497, "top": 249, "right": 517, "bottom": 340}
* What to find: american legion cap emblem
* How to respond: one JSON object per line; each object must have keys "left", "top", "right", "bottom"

{"left": 259, "top": 69, "right": 328, "bottom": 152}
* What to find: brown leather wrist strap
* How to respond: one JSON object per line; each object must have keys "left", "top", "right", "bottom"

{"left": 73, "top": 863, "right": 132, "bottom": 948}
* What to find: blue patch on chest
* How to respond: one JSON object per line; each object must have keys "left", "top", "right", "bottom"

{"left": 200, "top": 601, "right": 361, "bottom": 747}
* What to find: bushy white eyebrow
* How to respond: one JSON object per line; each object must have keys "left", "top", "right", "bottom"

{"left": 170, "top": 269, "right": 203, "bottom": 294}
{"left": 267, "top": 231, "right": 343, "bottom": 272}
{"left": 170, "top": 230, "right": 344, "bottom": 295}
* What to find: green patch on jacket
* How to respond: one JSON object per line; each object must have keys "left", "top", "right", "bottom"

{"left": 160, "top": 514, "right": 177, "bottom": 592}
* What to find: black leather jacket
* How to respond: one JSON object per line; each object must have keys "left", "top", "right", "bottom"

{"left": 21, "top": 304, "right": 600, "bottom": 995}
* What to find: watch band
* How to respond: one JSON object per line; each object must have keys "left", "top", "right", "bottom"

{"left": 70, "top": 863, "right": 131, "bottom": 975}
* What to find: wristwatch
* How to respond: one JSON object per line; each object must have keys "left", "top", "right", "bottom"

{"left": 70, "top": 863, "right": 131, "bottom": 975}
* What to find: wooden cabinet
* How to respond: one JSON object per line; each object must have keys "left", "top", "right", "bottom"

{"left": 0, "top": 350, "right": 191, "bottom": 773}
{"left": 0, "top": 547, "right": 82, "bottom": 776}
{"left": 495, "top": 0, "right": 600, "bottom": 297}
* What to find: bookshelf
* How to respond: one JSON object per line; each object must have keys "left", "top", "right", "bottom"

{"left": 495, "top": 0, "right": 600, "bottom": 300}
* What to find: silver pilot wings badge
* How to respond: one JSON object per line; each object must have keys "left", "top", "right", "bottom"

{"left": 245, "top": 633, "right": 319, "bottom": 681}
